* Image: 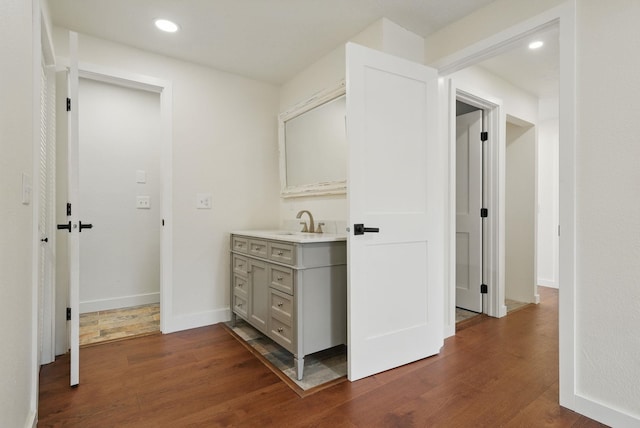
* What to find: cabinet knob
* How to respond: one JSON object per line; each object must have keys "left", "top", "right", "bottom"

{"left": 277, "top": 327, "right": 284, "bottom": 333}
{"left": 277, "top": 251, "right": 283, "bottom": 256}
{"left": 277, "top": 276, "right": 283, "bottom": 281}
{"left": 277, "top": 302, "right": 283, "bottom": 307}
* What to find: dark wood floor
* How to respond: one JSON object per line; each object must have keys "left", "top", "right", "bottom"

{"left": 38, "top": 287, "right": 607, "bottom": 427}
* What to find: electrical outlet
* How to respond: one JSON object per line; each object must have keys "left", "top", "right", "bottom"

{"left": 136, "top": 196, "right": 150, "bottom": 209}
{"left": 196, "top": 193, "right": 212, "bottom": 209}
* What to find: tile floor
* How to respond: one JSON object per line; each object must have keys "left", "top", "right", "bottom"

{"left": 79, "top": 303, "right": 160, "bottom": 346}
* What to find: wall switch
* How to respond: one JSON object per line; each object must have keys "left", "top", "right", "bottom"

{"left": 21, "top": 173, "right": 32, "bottom": 205}
{"left": 136, "top": 196, "right": 150, "bottom": 209}
{"left": 196, "top": 193, "right": 212, "bottom": 209}
{"left": 136, "top": 170, "right": 147, "bottom": 183}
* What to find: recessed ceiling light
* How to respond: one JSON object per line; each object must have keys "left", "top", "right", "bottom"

{"left": 528, "top": 40, "right": 544, "bottom": 50}
{"left": 155, "top": 19, "right": 179, "bottom": 33}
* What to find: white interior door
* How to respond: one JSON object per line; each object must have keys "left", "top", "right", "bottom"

{"left": 346, "top": 43, "right": 444, "bottom": 381}
{"left": 67, "top": 31, "right": 80, "bottom": 386}
{"left": 455, "top": 110, "right": 483, "bottom": 313}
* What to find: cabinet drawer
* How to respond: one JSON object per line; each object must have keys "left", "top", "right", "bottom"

{"left": 232, "top": 236, "right": 248, "bottom": 254}
{"left": 270, "top": 265, "right": 294, "bottom": 295}
{"left": 233, "top": 293, "right": 248, "bottom": 319}
{"left": 233, "top": 255, "right": 248, "bottom": 276}
{"left": 270, "top": 289, "right": 293, "bottom": 326}
{"left": 270, "top": 317, "right": 293, "bottom": 352}
{"left": 249, "top": 239, "right": 268, "bottom": 258}
{"left": 268, "top": 241, "right": 296, "bottom": 265}
{"left": 233, "top": 274, "right": 248, "bottom": 298}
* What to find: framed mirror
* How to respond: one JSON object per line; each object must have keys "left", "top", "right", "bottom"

{"left": 278, "top": 82, "right": 346, "bottom": 198}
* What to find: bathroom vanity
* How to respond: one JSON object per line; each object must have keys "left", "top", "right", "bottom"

{"left": 230, "top": 230, "right": 347, "bottom": 380}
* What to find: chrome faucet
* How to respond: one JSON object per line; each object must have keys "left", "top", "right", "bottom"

{"left": 296, "top": 210, "right": 315, "bottom": 233}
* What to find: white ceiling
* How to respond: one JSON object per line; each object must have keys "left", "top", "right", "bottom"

{"left": 49, "top": 0, "right": 496, "bottom": 85}
{"left": 49, "top": 0, "right": 558, "bottom": 97}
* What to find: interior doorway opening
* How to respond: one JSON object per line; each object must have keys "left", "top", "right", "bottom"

{"left": 76, "top": 77, "right": 162, "bottom": 346}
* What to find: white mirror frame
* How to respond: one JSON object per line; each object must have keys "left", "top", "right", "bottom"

{"left": 278, "top": 81, "right": 346, "bottom": 198}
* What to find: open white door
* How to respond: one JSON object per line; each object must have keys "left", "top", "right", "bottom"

{"left": 65, "top": 31, "right": 80, "bottom": 386}
{"left": 346, "top": 43, "right": 444, "bottom": 381}
{"left": 455, "top": 110, "right": 483, "bottom": 313}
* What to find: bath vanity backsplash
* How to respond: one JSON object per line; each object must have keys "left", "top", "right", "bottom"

{"left": 229, "top": 228, "right": 347, "bottom": 380}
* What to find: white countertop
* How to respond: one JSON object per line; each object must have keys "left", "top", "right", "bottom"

{"left": 232, "top": 230, "right": 347, "bottom": 243}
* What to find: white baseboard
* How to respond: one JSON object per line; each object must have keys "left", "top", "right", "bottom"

{"left": 538, "top": 279, "right": 558, "bottom": 288}
{"left": 25, "top": 409, "right": 36, "bottom": 428}
{"left": 80, "top": 292, "right": 160, "bottom": 313}
{"left": 162, "top": 307, "right": 230, "bottom": 334}
{"left": 575, "top": 393, "right": 640, "bottom": 427}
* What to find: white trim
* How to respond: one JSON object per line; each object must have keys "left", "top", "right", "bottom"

{"left": 59, "top": 60, "right": 175, "bottom": 333}
{"left": 24, "top": 409, "right": 37, "bottom": 428}
{"left": 79, "top": 293, "right": 160, "bottom": 313}
{"left": 164, "top": 308, "right": 230, "bottom": 334}
{"left": 31, "top": 0, "right": 42, "bottom": 421}
{"left": 574, "top": 394, "right": 640, "bottom": 427}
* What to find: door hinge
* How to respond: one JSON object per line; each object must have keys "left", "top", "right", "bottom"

{"left": 66, "top": 307, "right": 71, "bottom": 321}
{"left": 480, "top": 208, "right": 488, "bottom": 218}
{"left": 481, "top": 131, "right": 488, "bottom": 141}
{"left": 67, "top": 202, "right": 72, "bottom": 216}
{"left": 66, "top": 97, "right": 71, "bottom": 112}
{"left": 480, "top": 284, "right": 488, "bottom": 294}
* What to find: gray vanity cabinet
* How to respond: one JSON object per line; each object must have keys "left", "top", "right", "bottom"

{"left": 230, "top": 233, "right": 346, "bottom": 380}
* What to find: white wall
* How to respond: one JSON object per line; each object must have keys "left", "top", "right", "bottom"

{"left": 278, "top": 18, "right": 425, "bottom": 228}
{"left": 426, "top": 0, "right": 640, "bottom": 423}
{"left": 575, "top": 0, "right": 640, "bottom": 419}
{"left": 537, "top": 97, "right": 559, "bottom": 288}
{"left": 53, "top": 29, "right": 281, "bottom": 331}
{"left": 78, "top": 78, "right": 162, "bottom": 312}
{"left": 451, "top": 65, "right": 539, "bottom": 125}
{"left": 0, "top": 0, "right": 37, "bottom": 426}
{"left": 505, "top": 122, "right": 536, "bottom": 303}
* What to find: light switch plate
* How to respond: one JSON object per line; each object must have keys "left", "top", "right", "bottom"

{"left": 21, "top": 173, "right": 32, "bottom": 205}
{"left": 136, "top": 170, "right": 147, "bottom": 184}
{"left": 196, "top": 193, "right": 212, "bottom": 209}
{"left": 136, "top": 196, "right": 150, "bottom": 209}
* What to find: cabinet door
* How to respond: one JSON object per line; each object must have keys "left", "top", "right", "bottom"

{"left": 249, "top": 260, "right": 269, "bottom": 333}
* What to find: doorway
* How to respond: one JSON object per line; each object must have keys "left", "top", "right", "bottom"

{"left": 55, "top": 62, "right": 173, "bottom": 359}
{"left": 77, "top": 77, "right": 162, "bottom": 345}
{"left": 455, "top": 101, "right": 483, "bottom": 319}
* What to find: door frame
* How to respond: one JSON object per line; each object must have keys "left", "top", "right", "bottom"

{"left": 446, "top": 87, "right": 504, "bottom": 337}
{"left": 432, "top": 1, "right": 577, "bottom": 414}
{"left": 56, "top": 60, "right": 174, "bottom": 334}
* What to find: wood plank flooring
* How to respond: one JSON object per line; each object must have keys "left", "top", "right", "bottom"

{"left": 38, "top": 288, "right": 607, "bottom": 427}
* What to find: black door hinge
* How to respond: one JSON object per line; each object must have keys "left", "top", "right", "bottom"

{"left": 66, "top": 307, "right": 71, "bottom": 321}
{"left": 66, "top": 97, "right": 71, "bottom": 112}
{"left": 67, "top": 202, "right": 72, "bottom": 216}
{"left": 480, "top": 284, "right": 488, "bottom": 294}
{"left": 480, "top": 208, "right": 488, "bottom": 218}
{"left": 481, "top": 131, "right": 488, "bottom": 141}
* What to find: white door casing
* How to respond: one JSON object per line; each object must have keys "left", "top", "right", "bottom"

{"left": 455, "top": 110, "right": 483, "bottom": 313}
{"left": 346, "top": 43, "right": 444, "bottom": 381}
{"left": 67, "top": 31, "right": 80, "bottom": 386}
{"left": 38, "top": 52, "right": 57, "bottom": 365}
